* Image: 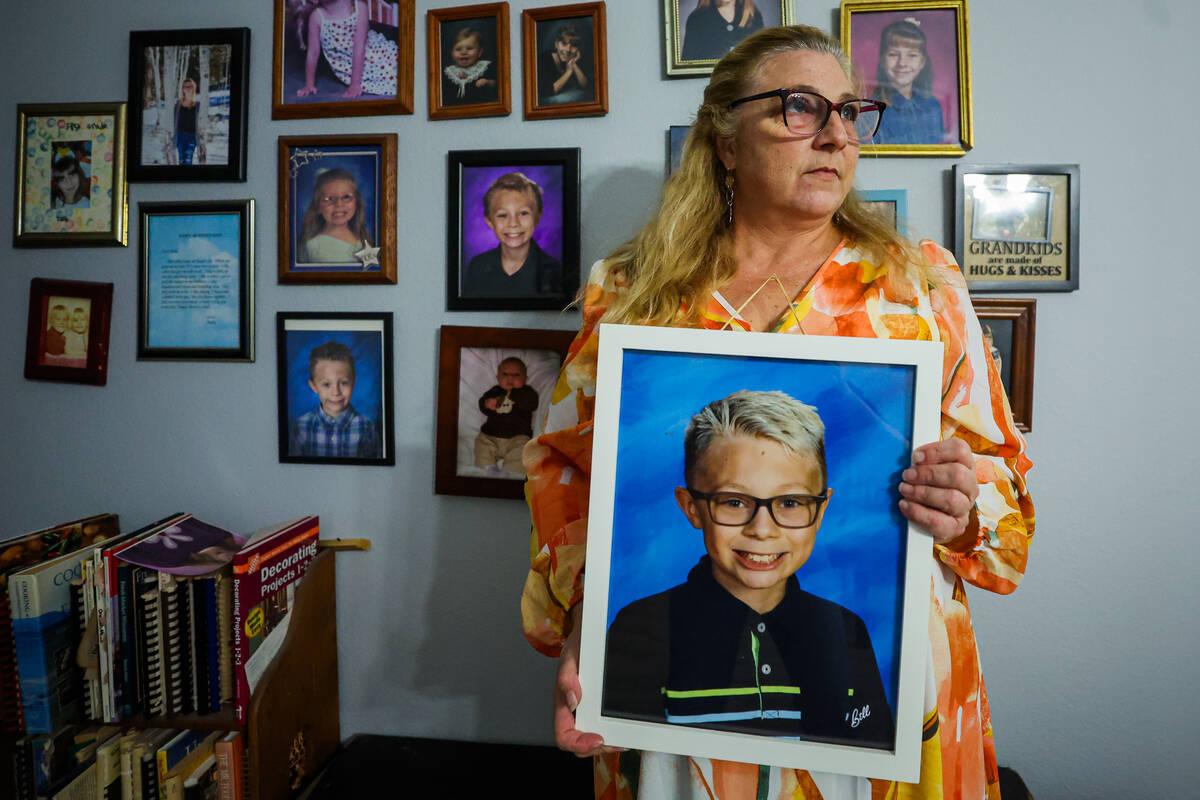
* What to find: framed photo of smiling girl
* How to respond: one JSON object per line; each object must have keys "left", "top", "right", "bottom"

{"left": 576, "top": 324, "right": 942, "bottom": 780}
{"left": 277, "top": 133, "right": 397, "bottom": 284}
{"left": 840, "top": 0, "right": 973, "bottom": 156}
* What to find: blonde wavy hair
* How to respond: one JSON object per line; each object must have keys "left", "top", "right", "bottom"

{"left": 601, "top": 24, "right": 932, "bottom": 326}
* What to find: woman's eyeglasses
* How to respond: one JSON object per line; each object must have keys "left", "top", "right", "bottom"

{"left": 728, "top": 89, "right": 886, "bottom": 143}
{"left": 687, "top": 488, "right": 829, "bottom": 529}
{"left": 320, "top": 193, "right": 356, "bottom": 206}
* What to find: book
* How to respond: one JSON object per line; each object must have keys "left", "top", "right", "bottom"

{"left": 211, "top": 732, "right": 242, "bottom": 800}
{"left": 160, "top": 732, "right": 217, "bottom": 800}
{"left": 180, "top": 753, "right": 217, "bottom": 800}
{"left": 118, "top": 728, "right": 143, "bottom": 800}
{"left": 231, "top": 517, "right": 319, "bottom": 724}
{"left": 214, "top": 574, "right": 233, "bottom": 708}
{"left": 155, "top": 730, "right": 208, "bottom": 800}
{"left": 0, "top": 513, "right": 119, "bottom": 733}
{"left": 132, "top": 729, "right": 175, "bottom": 800}
{"left": 94, "top": 731, "right": 123, "bottom": 800}
{"left": 7, "top": 542, "right": 106, "bottom": 733}
{"left": 132, "top": 568, "right": 165, "bottom": 719}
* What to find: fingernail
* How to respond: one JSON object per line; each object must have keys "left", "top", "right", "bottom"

{"left": 902, "top": 468, "right": 916, "bottom": 481}
{"left": 567, "top": 691, "right": 579, "bottom": 711}
{"left": 913, "top": 450, "right": 925, "bottom": 464}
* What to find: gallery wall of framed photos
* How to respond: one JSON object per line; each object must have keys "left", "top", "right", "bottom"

{"left": 8, "top": 1, "right": 1196, "bottom": 794}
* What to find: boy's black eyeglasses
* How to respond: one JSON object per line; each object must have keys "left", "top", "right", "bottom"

{"left": 727, "top": 89, "right": 886, "bottom": 144}
{"left": 687, "top": 489, "right": 829, "bottom": 529}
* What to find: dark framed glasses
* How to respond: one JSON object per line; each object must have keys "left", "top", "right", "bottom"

{"left": 728, "top": 89, "right": 886, "bottom": 144}
{"left": 687, "top": 488, "right": 829, "bottom": 529}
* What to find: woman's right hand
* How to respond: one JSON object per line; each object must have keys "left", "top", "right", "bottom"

{"left": 554, "top": 605, "right": 618, "bottom": 757}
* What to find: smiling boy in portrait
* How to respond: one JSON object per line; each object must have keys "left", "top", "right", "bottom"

{"left": 463, "top": 172, "right": 562, "bottom": 298}
{"left": 602, "top": 389, "right": 894, "bottom": 748}
{"left": 289, "top": 340, "right": 380, "bottom": 459}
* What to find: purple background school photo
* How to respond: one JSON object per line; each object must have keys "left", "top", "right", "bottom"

{"left": 606, "top": 349, "right": 918, "bottom": 710}
{"left": 460, "top": 163, "right": 564, "bottom": 269}
{"left": 850, "top": 8, "right": 960, "bottom": 143}
{"left": 289, "top": 146, "right": 382, "bottom": 271}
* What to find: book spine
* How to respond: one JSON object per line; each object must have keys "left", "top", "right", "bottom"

{"left": 212, "top": 741, "right": 233, "bottom": 800}
{"left": 92, "top": 549, "right": 114, "bottom": 722}
{"left": 80, "top": 562, "right": 100, "bottom": 723}
{"left": 215, "top": 574, "right": 233, "bottom": 708}
{"left": 231, "top": 570, "right": 246, "bottom": 726}
{"left": 116, "top": 562, "right": 139, "bottom": 719}
{"left": 8, "top": 573, "right": 37, "bottom": 621}
{"left": 203, "top": 579, "right": 220, "bottom": 714}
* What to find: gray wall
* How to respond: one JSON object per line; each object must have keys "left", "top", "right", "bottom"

{"left": 1, "top": 1, "right": 1196, "bottom": 796}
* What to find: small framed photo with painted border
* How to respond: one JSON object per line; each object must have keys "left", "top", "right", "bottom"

{"left": 435, "top": 325, "right": 577, "bottom": 499}
{"left": 271, "top": 0, "right": 414, "bottom": 119}
{"left": 860, "top": 189, "right": 908, "bottom": 234}
{"left": 127, "top": 28, "right": 250, "bottom": 182}
{"left": 522, "top": 2, "right": 608, "bottom": 120}
{"left": 13, "top": 102, "right": 128, "bottom": 247}
{"left": 137, "top": 199, "right": 254, "bottom": 361}
{"left": 276, "top": 311, "right": 395, "bottom": 466}
{"left": 954, "top": 164, "right": 1079, "bottom": 292}
{"left": 971, "top": 298, "right": 1035, "bottom": 432}
{"left": 665, "top": 0, "right": 794, "bottom": 77}
{"left": 24, "top": 278, "right": 114, "bottom": 386}
{"left": 576, "top": 324, "right": 942, "bottom": 781}
{"left": 667, "top": 124, "right": 690, "bottom": 176}
{"left": 446, "top": 147, "right": 580, "bottom": 311}
{"left": 841, "top": 0, "right": 973, "bottom": 156}
{"left": 277, "top": 133, "right": 397, "bottom": 285}
{"left": 427, "top": 3, "right": 511, "bottom": 120}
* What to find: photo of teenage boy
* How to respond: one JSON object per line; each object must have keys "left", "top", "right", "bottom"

{"left": 289, "top": 340, "right": 380, "bottom": 458}
{"left": 602, "top": 390, "right": 894, "bottom": 748}
{"left": 463, "top": 172, "right": 563, "bottom": 297}
{"left": 536, "top": 20, "right": 594, "bottom": 106}
{"left": 474, "top": 357, "right": 538, "bottom": 476}
{"left": 441, "top": 22, "right": 498, "bottom": 106}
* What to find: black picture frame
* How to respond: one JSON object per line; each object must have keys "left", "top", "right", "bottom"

{"left": 446, "top": 147, "right": 580, "bottom": 311}
{"left": 137, "top": 200, "right": 254, "bottom": 361}
{"left": 127, "top": 28, "right": 250, "bottom": 182}
{"left": 276, "top": 312, "right": 395, "bottom": 466}
{"left": 954, "top": 163, "right": 1080, "bottom": 292}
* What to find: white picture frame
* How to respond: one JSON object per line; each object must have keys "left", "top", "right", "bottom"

{"left": 577, "top": 323, "right": 942, "bottom": 781}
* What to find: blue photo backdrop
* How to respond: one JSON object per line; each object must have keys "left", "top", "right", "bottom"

{"left": 606, "top": 349, "right": 916, "bottom": 709}
{"left": 283, "top": 327, "right": 385, "bottom": 433}
{"left": 288, "top": 145, "right": 382, "bottom": 271}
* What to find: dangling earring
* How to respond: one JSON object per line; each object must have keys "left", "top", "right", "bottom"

{"left": 724, "top": 170, "right": 735, "bottom": 226}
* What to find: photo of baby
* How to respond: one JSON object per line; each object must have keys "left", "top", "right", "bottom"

{"left": 39, "top": 296, "right": 91, "bottom": 368}
{"left": 460, "top": 166, "right": 564, "bottom": 299}
{"left": 289, "top": 147, "right": 381, "bottom": 271}
{"left": 278, "top": 315, "right": 392, "bottom": 465}
{"left": 440, "top": 18, "right": 498, "bottom": 107}
{"left": 848, "top": 9, "right": 961, "bottom": 145}
{"left": 455, "top": 346, "right": 562, "bottom": 480}
{"left": 281, "top": 0, "right": 400, "bottom": 104}
{"left": 50, "top": 142, "right": 91, "bottom": 212}
{"left": 535, "top": 18, "right": 595, "bottom": 106}
{"left": 595, "top": 346, "right": 920, "bottom": 752}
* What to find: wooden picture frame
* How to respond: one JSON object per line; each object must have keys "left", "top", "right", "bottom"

{"left": 127, "top": 28, "right": 250, "bottom": 182}
{"left": 841, "top": 0, "right": 973, "bottom": 156}
{"left": 576, "top": 324, "right": 941, "bottom": 780}
{"left": 271, "top": 0, "right": 414, "bottom": 119}
{"left": 24, "top": 278, "right": 114, "bottom": 386}
{"left": 955, "top": 163, "right": 1080, "bottom": 292}
{"left": 427, "top": 3, "right": 511, "bottom": 120}
{"left": 522, "top": 2, "right": 608, "bottom": 120}
{"left": 435, "top": 325, "right": 576, "bottom": 499}
{"left": 277, "top": 134, "right": 398, "bottom": 285}
{"left": 446, "top": 147, "right": 581, "bottom": 311}
{"left": 13, "top": 103, "right": 128, "bottom": 247}
{"left": 276, "top": 311, "right": 396, "bottom": 466}
{"left": 137, "top": 200, "right": 255, "bottom": 361}
{"left": 861, "top": 189, "right": 908, "bottom": 234}
{"left": 665, "top": 0, "right": 794, "bottom": 77}
{"left": 971, "top": 298, "right": 1036, "bottom": 432}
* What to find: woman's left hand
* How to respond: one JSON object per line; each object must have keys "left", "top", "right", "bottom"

{"left": 898, "top": 439, "right": 978, "bottom": 544}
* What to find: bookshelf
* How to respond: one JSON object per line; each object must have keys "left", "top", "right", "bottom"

{"left": 24, "top": 549, "right": 339, "bottom": 800}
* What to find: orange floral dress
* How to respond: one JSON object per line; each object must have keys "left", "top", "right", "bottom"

{"left": 521, "top": 239, "right": 1035, "bottom": 800}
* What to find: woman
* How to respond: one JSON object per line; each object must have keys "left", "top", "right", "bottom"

{"left": 521, "top": 25, "right": 1034, "bottom": 800}
{"left": 682, "top": 0, "right": 764, "bottom": 62}
{"left": 174, "top": 77, "right": 199, "bottom": 165}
